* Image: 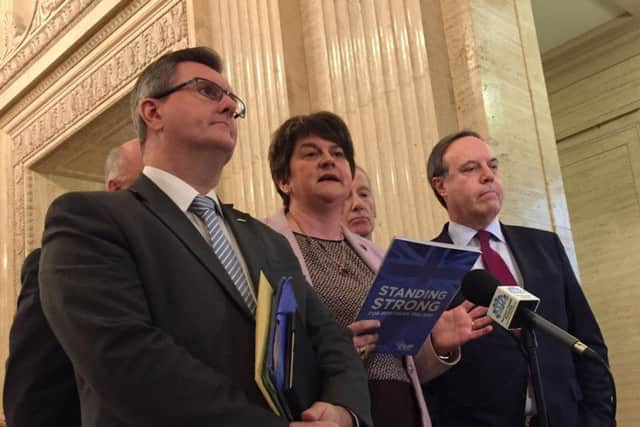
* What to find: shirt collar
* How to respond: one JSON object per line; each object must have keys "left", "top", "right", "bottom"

{"left": 142, "top": 166, "right": 223, "bottom": 216}
{"left": 448, "top": 216, "right": 503, "bottom": 246}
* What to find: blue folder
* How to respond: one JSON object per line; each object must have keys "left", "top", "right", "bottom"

{"left": 267, "top": 277, "right": 297, "bottom": 393}
{"left": 264, "top": 277, "right": 320, "bottom": 420}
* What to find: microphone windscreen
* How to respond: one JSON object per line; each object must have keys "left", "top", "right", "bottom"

{"left": 461, "top": 269, "right": 501, "bottom": 306}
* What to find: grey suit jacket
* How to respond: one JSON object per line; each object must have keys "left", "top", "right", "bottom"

{"left": 39, "top": 174, "right": 371, "bottom": 427}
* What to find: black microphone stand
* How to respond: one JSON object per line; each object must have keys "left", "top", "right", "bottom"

{"left": 521, "top": 328, "right": 550, "bottom": 427}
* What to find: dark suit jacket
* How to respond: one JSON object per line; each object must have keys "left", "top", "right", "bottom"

{"left": 38, "top": 174, "right": 371, "bottom": 427}
{"left": 3, "top": 249, "right": 80, "bottom": 427}
{"left": 425, "top": 223, "right": 613, "bottom": 427}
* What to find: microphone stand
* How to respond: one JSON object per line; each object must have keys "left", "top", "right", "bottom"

{"left": 521, "top": 328, "right": 550, "bottom": 427}
{"left": 520, "top": 306, "right": 617, "bottom": 426}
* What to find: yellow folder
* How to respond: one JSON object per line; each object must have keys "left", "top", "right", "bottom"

{"left": 254, "top": 271, "right": 281, "bottom": 416}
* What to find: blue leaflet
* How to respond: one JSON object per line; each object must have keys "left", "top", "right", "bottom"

{"left": 356, "top": 238, "right": 480, "bottom": 355}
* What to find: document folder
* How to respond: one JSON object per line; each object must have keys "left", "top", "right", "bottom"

{"left": 255, "top": 273, "right": 320, "bottom": 420}
{"left": 283, "top": 311, "right": 321, "bottom": 420}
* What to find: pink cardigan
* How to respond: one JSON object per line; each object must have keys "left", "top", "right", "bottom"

{"left": 264, "top": 210, "right": 460, "bottom": 427}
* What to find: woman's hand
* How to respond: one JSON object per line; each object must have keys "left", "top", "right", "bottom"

{"left": 347, "top": 319, "right": 381, "bottom": 360}
{"left": 431, "top": 301, "right": 493, "bottom": 355}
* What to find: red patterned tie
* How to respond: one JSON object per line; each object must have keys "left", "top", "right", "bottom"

{"left": 476, "top": 230, "right": 517, "bottom": 285}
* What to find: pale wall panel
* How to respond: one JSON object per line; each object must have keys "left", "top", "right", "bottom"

{"left": 192, "top": 0, "right": 289, "bottom": 218}
{"left": 293, "top": 0, "right": 446, "bottom": 247}
{"left": 558, "top": 114, "right": 640, "bottom": 425}
{"left": 543, "top": 16, "right": 640, "bottom": 94}
{"left": 550, "top": 54, "right": 640, "bottom": 140}
{"left": 547, "top": 15, "right": 640, "bottom": 425}
{"left": 543, "top": 16, "right": 640, "bottom": 141}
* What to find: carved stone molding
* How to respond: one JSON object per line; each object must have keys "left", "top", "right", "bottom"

{"left": 13, "top": 164, "right": 24, "bottom": 257}
{"left": 4, "top": 1, "right": 138, "bottom": 119}
{"left": 10, "top": 0, "right": 188, "bottom": 265}
{"left": 0, "top": 0, "right": 97, "bottom": 87}
{"left": 11, "top": 1, "right": 188, "bottom": 167}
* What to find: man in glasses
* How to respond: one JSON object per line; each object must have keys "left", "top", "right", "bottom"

{"left": 38, "top": 47, "right": 370, "bottom": 427}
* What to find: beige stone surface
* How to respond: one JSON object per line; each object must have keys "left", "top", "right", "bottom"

{"left": 190, "top": 0, "right": 290, "bottom": 219}
{"left": 547, "top": 16, "right": 640, "bottom": 425}
{"left": 558, "top": 113, "right": 640, "bottom": 425}
{"left": 544, "top": 16, "right": 640, "bottom": 140}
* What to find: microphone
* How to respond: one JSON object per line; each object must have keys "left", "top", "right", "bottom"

{"left": 461, "top": 269, "right": 599, "bottom": 359}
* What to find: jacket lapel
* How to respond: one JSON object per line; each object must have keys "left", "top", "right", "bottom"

{"left": 223, "top": 204, "right": 290, "bottom": 300}
{"left": 220, "top": 204, "right": 264, "bottom": 290}
{"left": 433, "top": 222, "right": 468, "bottom": 307}
{"left": 434, "top": 223, "right": 453, "bottom": 244}
{"left": 129, "top": 175, "right": 254, "bottom": 319}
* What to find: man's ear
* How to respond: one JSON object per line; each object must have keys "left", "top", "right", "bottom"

{"left": 138, "top": 98, "right": 163, "bottom": 132}
{"left": 106, "top": 179, "right": 121, "bottom": 192}
{"left": 432, "top": 176, "right": 447, "bottom": 200}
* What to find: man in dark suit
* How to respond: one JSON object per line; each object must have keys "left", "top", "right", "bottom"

{"left": 3, "top": 140, "right": 143, "bottom": 427}
{"left": 3, "top": 249, "right": 78, "bottom": 427}
{"left": 38, "top": 47, "right": 370, "bottom": 427}
{"left": 423, "top": 130, "right": 613, "bottom": 427}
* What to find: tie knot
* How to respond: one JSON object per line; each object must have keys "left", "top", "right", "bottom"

{"left": 189, "top": 195, "right": 217, "bottom": 217}
{"left": 476, "top": 229, "right": 492, "bottom": 244}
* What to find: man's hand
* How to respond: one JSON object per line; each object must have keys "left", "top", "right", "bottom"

{"left": 431, "top": 301, "right": 493, "bottom": 354}
{"left": 289, "top": 402, "right": 355, "bottom": 427}
{"left": 347, "top": 319, "right": 380, "bottom": 360}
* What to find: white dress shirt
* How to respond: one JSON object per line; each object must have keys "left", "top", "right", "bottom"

{"left": 448, "top": 216, "right": 535, "bottom": 415}
{"left": 447, "top": 217, "right": 523, "bottom": 286}
{"left": 143, "top": 166, "right": 255, "bottom": 300}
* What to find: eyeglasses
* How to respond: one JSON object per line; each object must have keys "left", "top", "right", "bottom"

{"left": 152, "top": 77, "right": 246, "bottom": 119}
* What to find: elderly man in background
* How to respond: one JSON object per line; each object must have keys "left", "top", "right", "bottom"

{"left": 342, "top": 165, "right": 376, "bottom": 241}
{"left": 3, "top": 140, "right": 143, "bottom": 427}
{"left": 104, "top": 139, "right": 145, "bottom": 191}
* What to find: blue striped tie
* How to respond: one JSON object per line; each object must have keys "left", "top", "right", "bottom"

{"left": 189, "top": 195, "right": 256, "bottom": 315}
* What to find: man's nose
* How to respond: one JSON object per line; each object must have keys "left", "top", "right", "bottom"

{"left": 217, "top": 93, "right": 237, "bottom": 117}
{"left": 480, "top": 165, "right": 495, "bottom": 183}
